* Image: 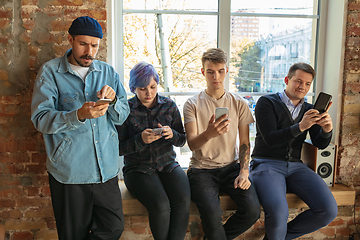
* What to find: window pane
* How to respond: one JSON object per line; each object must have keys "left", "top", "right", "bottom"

{"left": 123, "top": 13, "right": 217, "bottom": 93}
{"left": 231, "top": 0, "right": 316, "bottom": 15}
{"left": 229, "top": 17, "right": 314, "bottom": 93}
{"left": 124, "top": 0, "right": 218, "bottom": 11}
{"left": 230, "top": 15, "right": 316, "bottom": 150}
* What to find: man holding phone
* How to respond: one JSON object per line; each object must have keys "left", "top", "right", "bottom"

{"left": 250, "top": 62, "right": 337, "bottom": 240}
{"left": 31, "top": 16, "right": 130, "bottom": 240}
{"left": 183, "top": 48, "right": 260, "bottom": 240}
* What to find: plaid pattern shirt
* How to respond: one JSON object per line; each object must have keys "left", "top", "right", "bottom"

{"left": 116, "top": 95, "right": 186, "bottom": 175}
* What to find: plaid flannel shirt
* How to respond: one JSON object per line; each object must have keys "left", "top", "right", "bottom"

{"left": 117, "top": 94, "right": 186, "bottom": 175}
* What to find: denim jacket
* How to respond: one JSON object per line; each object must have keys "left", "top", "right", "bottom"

{"left": 31, "top": 49, "right": 130, "bottom": 184}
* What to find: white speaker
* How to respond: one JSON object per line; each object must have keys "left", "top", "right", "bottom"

{"left": 301, "top": 139, "right": 336, "bottom": 187}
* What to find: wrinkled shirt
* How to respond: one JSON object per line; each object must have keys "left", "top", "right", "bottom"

{"left": 117, "top": 95, "right": 186, "bottom": 175}
{"left": 31, "top": 49, "right": 130, "bottom": 184}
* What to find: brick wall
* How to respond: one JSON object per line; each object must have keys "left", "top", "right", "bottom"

{"left": 341, "top": 0, "right": 360, "bottom": 191}
{"left": 337, "top": 0, "right": 360, "bottom": 238}
{"left": 0, "top": 0, "right": 107, "bottom": 239}
{"left": 0, "top": 0, "right": 359, "bottom": 240}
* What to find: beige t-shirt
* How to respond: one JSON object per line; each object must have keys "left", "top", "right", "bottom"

{"left": 183, "top": 90, "right": 254, "bottom": 169}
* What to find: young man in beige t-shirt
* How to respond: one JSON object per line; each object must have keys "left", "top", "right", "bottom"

{"left": 183, "top": 48, "right": 260, "bottom": 240}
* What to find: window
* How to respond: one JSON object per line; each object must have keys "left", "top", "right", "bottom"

{"left": 111, "top": 0, "right": 328, "bottom": 168}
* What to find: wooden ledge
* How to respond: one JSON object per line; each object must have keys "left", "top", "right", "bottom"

{"left": 119, "top": 181, "right": 355, "bottom": 216}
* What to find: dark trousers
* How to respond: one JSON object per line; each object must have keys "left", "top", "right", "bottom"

{"left": 49, "top": 174, "right": 124, "bottom": 240}
{"left": 187, "top": 163, "right": 261, "bottom": 240}
{"left": 250, "top": 159, "right": 338, "bottom": 240}
{"left": 124, "top": 166, "right": 191, "bottom": 240}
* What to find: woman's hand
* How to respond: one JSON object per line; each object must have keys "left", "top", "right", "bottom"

{"left": 158, "top": 123, "right": 173, "bottom": 140}
{"left": 141, "top": 129, "right": 162, "bottom": 144}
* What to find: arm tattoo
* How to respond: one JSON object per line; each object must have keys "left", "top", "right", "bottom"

{"left": 239, "top": 142, "right": 250, "bottom": 170}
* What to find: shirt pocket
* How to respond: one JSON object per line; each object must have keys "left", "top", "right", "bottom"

{"left": 58, "top": 92, "right": 81, "bottom": 111}
{"left": 50, "top": 137, "right": 71, "bottom": 163}
{"left": 128, "top": 116, "right": 147, "bottom": 134}
{"left": 156, "top": 115, "right": 173, "bottom": 127}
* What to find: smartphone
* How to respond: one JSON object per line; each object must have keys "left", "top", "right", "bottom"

{"left": 152, "top": 128, "right": 163, "bottom": 135}
{"left": 95, "top": 98, "right": 112, "bottom": 106}
{"left": 313, "top": 92, "right": 332, "bottom": 113}
{"left": 215, "top": 107, "right": 229, "bottom": 121}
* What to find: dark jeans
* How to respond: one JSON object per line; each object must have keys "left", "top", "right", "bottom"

{"left": 124, "top": 166, "right": 191, "bottom": 240}
{"left": 187, "top": 163, "right": 261, "bottom": 240}
{"left": 250, "top": 159, "right": 338, "bottom": 240}
{"left": 49, "top": 174, "right": 124, "bottom": 240}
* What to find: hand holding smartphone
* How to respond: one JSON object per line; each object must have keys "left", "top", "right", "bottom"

{"left": 215, "top": 107, "right": 229, "bottom": 122}
{"left": 313, "top": 92, "right": 332, "bottom": 113}
{"left": 95, "top": 98, "right": 112, "bottom": 106}
{"left": 152, "top": 128, "right": 163, "bottom": 135}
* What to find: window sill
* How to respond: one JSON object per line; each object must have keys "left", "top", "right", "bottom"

{"left": 119, "top": 181, "right": 355, "bottom": 216}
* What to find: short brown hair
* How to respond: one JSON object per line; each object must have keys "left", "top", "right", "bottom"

{"left": 287, "top": 62, "right": 316, "bottom": 80}
{"left": 201, "top": 48, "right": 227, "bottom": 68}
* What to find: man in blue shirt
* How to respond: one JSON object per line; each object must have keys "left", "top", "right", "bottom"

{"left": 31, "top": 16, "right": 130, "bottom": 240}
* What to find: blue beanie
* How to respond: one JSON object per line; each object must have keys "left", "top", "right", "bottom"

{"left": 68, "top": 16, "right": 103, "bottom": 39}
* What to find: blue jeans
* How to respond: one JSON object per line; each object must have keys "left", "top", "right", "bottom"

{"left": 188, "top": 163, "right": 261, "bottom": 240}
{"left": 250, "top": 159, "right": 338, "bottom": 240}
{"left": 124, "top": 166, "right": 190, "bottom": 240}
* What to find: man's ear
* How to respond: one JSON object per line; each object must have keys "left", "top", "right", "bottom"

{"left": 68, "top": 34, "right": 74, "bottom": 45}
{"left": 226, "top": 66, "right": 229, "bottom": 74}
{"left": 201, "top": 68, "right": 205, "bottom": 76}
{"left": 284, "top": 76, "right": 289, "bottom": 85}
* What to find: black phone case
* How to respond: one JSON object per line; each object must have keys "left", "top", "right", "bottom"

{"left": 313, "top": 92, "right": 332, "bottom": 113}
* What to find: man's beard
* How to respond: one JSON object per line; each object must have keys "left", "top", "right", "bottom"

{"left": 74, "top": 54, "right": 94, "bottom": 67}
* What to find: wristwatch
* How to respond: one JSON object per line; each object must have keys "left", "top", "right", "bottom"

{"left": 109, "top": 96, "right": 117, "bottom": 105}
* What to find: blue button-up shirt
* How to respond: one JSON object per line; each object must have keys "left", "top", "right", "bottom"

{"left": 31, "top": 49, "right": 130, "bottom": 184}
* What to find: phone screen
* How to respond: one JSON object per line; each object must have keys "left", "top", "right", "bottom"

{"left": 153, "top": 128, "right": 163, "bottom": 135}
{"left": 313, "top": 92, "right": 332, "bottom": 113}
{"left": 215, "top": 107, "right": 229, "bottom": 121}
{"left": 95, "top": 98, "right": 112, "bottom": 106}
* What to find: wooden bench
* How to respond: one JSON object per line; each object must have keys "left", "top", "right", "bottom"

{"left": 119, "top": 181, "right": 355, "bottom": 216}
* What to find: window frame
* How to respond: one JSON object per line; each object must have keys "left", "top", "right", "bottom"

{"left": 110, "top": 0, "right": 319, "bottom": 94}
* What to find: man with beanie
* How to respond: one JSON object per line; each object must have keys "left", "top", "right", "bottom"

{"left": 31, "top": 16, "right": 130, "bottom": 240}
